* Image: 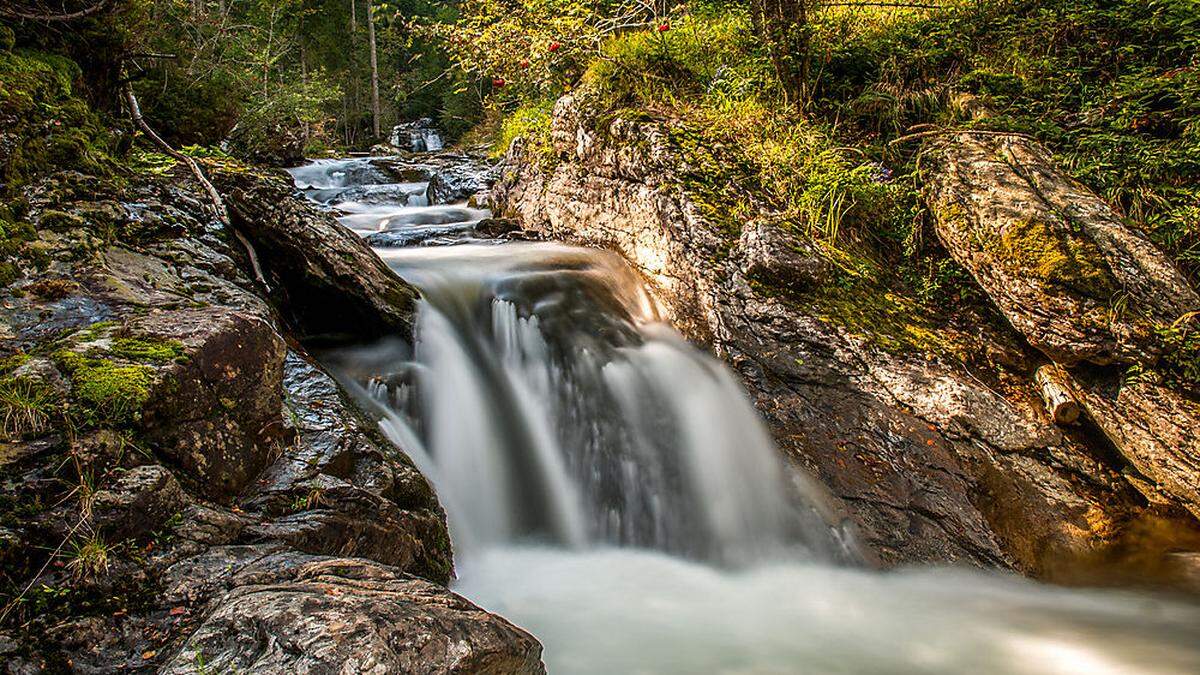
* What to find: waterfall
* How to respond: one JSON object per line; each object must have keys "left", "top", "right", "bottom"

{"left": 363, "top": 243, "right": 849, "bottom": 564}
{"left": 295, "top": 156, "right": 1200, "bottom": 675}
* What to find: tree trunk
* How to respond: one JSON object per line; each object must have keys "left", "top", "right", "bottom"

{"left": 350, "top": 0, "right": 357, "bottom": 32}
{"left": 750, "top": 0, "right": 814, "bottom": 105}
{"left": 367, "top": 0, "right": 380, "bottom": 139}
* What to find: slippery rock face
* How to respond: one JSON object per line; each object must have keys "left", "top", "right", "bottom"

{"left": 215, "top": 167, "right": 419, "bottom": 342}
{"left": 0, "top": 169, "right": 540, "bottom": 672}
{"left": 162, "top": 552, "right": 544, "bottom": 675}
{"left": 493, "top": 94, "right": 1148, "bottom": 574}
{"left": 924, "top": 133, "right": 1199, "bottom": 366}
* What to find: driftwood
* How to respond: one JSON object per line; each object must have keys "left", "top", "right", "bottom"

{"left": 121, "top": 78, "right": 269, "bottom": 289}
{"left": 1034, "top": 365, "right": 1081, "bottom": 425}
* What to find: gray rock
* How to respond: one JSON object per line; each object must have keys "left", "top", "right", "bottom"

{"left": 91, "top": 465, "right": 186, "bottom": 540}
{"left": 215, "top": 167, "right": 419, "bottom": 342}
{"left": 738, "top": 220, "right": 830, "bottom": 290}
{"left": 426, "top": 162, "right": 497, "bottom": 205}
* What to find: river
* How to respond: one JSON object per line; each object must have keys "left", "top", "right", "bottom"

{"left": 288, "top": 153, "right": 1200, "bottom": 675}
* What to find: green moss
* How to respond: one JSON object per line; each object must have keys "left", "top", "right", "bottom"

{"left": 807, "top": 279, "right": 956, "bottom": 356}
{"left": 0, "top": 49, "right": 116, "bottom": 192}
{"left": 995, "top": 218, "right": 1116, "bottom": 296}
{"left": 109, "top": 338, "right": 186, "bottom": 364}
{"left": 55, "top": 348, "right": 154, "bottom": 427}
{"left": 0, "top": 353, "right": 30, "bottom": 374}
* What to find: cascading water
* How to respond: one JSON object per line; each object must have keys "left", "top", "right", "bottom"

{"left": 292, "top": 154, "right": 1200, "bottom": 674}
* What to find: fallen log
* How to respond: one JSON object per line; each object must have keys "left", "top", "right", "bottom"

{"left": 1035, "top": 364, "right": 1081, "bottom": 425}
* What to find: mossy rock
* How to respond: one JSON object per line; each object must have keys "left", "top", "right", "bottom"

{"left": 994, "top": 218, "right": 1116, "bottom": 296}
{"left": 51, "top": 323, "right": 186, "bottom": 427}
{"left": 0, "top": 49, "right": 117, "bottom": 192}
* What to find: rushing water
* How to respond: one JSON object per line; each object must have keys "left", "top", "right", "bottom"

{"left": 290, "top": 155, "right": 1200, "bottom": 674}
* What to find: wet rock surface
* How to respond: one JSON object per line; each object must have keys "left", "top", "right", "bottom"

{"left": 0, "top": 166, "right": 541, "bottom": 672}
{"left": 161, "top": 551, "right": 543, "bottom": 675}
{"left": 493, "top": 94, "right": 1175, "bottom": 574}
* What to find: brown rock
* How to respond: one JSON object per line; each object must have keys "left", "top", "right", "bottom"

{"left": 1074, "top": 373, "right": 1200, "bottom": 520}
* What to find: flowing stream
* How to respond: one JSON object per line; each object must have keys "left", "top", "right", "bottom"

{"left": 290, "top": 154, "right": 1200, "bottom": 674}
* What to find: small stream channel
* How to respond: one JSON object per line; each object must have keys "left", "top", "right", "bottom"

{"left": 288, "top": 151, "right": 1200, "bottom": 675}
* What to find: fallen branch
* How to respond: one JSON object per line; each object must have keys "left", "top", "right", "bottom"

{"left": 1035, "top": 364, "right": 1082, "bottom": 426}
{"left": 0, "top": 0, "right": 110, "bottom": 21}
{"left": 121, "top": 77, "right": 269, "bottom": 290}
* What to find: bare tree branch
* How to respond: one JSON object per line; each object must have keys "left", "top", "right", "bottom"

{"left": 122, "top": 75, "right": 270, "bottom": 290}
{"left": 0, "top": 0, "right": 111, "bottom": 22}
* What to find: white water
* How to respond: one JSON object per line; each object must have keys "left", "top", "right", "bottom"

{"left": 294, "top": 156, "right": 1200, "bottom": 674}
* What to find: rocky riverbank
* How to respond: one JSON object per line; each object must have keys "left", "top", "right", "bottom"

{"left": 0, "top": 163, "right": 543, "bottom": 672}
{"left": 492, "top": 92, "right": 1200, "bottom": 583}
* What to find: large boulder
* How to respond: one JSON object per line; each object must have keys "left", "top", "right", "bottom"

{"left": 161, "top": 551, "right": 544, "bottom": 675}
{"left": 924, "top": 132, "right": 1199, "bottom": 366}
{"left": 214, "top": 167, "right": 419, "bottom": 342}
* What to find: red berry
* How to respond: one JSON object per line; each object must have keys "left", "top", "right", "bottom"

{"left": 519, "top": 59, "right": 531, "bottom": 68}
{"left": 658, "top": 22, "right": 670, "bottom": 32}
{"left": 493, "top": 78, "right": 506, "bottom": 87}
{"left": 548, "top": 41, "right": 561, "bottom": 52}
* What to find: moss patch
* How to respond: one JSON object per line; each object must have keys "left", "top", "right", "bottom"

{"left": 807, "top": 280, "right": 957, "bottom": 356}
{"left": 56, "top": 354, "right": 153, "bottom": 427}
{"left": 0, "top": 49, "right": 116, "bottom": 192}
{"left": 50, "top": 323, "right": 188, "bottom": 427}
{"left": 108, "top": 338, "right": 185, "bottom": 364}
{"left": 995, "top": 218, "right": 1116, "bottom": 296}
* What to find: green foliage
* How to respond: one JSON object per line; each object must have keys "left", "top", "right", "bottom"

{"left": 1156, "top": 313, "right": 1200, "bottom": 388}
{"left": 65, "top": 535, "right": 111, "bottom": 583}
{"left": 808, "top": 0, "right": 1200, "bottom": 279}
{"left": 225, "top": 73, "right": 343, "bottom": 162}
{"left": 495, "top": 100, "right": 556, "bottom": 161}
{"left": 583, "top": 9, "right": 765, "bottom": 108}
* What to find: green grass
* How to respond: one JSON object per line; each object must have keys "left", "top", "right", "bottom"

{"left": 494, "top": 100, "right": 557, "bottom": 162}
{"left": 0, "top": 376, "right": 60, "bottom": 439}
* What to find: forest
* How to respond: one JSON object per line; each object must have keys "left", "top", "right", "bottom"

{"left": 2, "top": 0, "right": 1200, "bottom": 672}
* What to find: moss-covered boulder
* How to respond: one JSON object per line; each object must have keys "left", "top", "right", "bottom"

{"left": 925, "top": 133, "right": 1199, "bottom": 366}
